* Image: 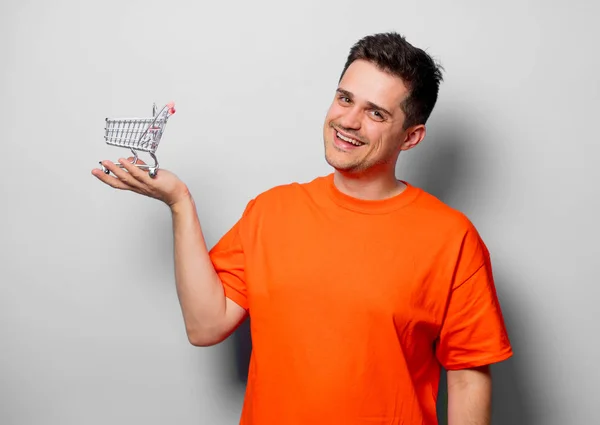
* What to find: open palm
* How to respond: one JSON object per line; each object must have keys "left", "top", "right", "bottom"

{"left": 92, "top": 157, "right": 190, "bottom": 207}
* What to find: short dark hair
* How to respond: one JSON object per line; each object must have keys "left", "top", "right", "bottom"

{"left": 340, "top": 32, "right": 444, "bottom": 129}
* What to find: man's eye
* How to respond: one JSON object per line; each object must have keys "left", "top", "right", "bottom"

{"left": 339, "top": 96, "right": 350, "bottom": 103}
{"left": 371, "top": 110, "right": 384, "bottom": 120}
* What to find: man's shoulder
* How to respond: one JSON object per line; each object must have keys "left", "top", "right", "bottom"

{"left": 234, "top": 176, "right": 327, "bottom": 235}
{"left": 252, "top": 175, "right": 327, "bottom": 204}
{"left": 408, "top": 185, "right": 478, "bottom": 233}
{"left": 406, "top": 187, "right": 490, "bottom": 261}
{"left": 239, "top": 175, "right": 328, "bottom": 218}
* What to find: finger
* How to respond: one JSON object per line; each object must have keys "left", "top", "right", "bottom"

{"left": 94, "top": 160, "right": 142, "bottom": 190}
{"left": 126, "top": 156, "right": 147, "bottom": 166}
{"left": 119, "top": 157, "right": 154, "bottom": 183}
{"left": 91, "top": 165, "right": 138, "bottom": 192}
{"left": 103, "top": 159, "right": 146, "bottom": 190}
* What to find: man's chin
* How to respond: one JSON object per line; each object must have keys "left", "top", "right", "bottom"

{"left": 325, "top": 155, "right": 360, "bottom": 173}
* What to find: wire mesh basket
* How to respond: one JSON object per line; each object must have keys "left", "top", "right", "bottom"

{"left": 100, "top": 102, "right": 176, "bottom": 177}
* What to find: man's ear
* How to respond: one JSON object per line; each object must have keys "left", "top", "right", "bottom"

{"left": 399, "top": 124, "right": 426, "bottom": 151}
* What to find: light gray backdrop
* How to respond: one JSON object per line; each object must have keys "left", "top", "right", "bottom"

{"left": 1, "top": 0, "right": 598, "bottom": 424}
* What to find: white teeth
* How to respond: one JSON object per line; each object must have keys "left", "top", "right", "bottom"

{"left": 337, "top": 132, "right": 363, "bottom": 146}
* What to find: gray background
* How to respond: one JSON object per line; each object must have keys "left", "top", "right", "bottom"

{"left": 1, "top": 0, "right": 598, "bottom": 424}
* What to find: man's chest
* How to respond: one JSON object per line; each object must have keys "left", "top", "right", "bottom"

{"left": 245, "top": 215, "right": 446, "bottom": 340}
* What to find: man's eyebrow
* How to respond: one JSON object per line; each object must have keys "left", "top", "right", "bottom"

{"left": 336, "top": 88, "right": 393, "bottom": 117}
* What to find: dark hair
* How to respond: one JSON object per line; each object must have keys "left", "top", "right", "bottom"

{"left": 340, "top": 32, "right": 444, "bottom": 129}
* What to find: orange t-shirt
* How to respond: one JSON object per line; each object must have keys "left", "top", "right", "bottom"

{"left": 209, "top": 174, "right": 512, "bottom": 425}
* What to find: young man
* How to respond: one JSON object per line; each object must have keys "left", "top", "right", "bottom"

{"left": 93, "top": 32, "right": 512, "bottom": 425}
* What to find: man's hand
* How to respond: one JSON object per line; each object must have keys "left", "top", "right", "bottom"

{"left": 92, "top": 156, "right": 243, "bottom": 345}
{"left": 92, "top": 157, "right": 191, "bottom": 208}
{"left": 447, "top": 366, "right": 492, "bottom": 425}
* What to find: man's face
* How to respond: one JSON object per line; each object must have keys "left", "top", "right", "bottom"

{"left": 323, "top": 59, "right": 421, "bottom": 174}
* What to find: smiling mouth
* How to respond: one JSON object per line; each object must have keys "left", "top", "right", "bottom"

{"left": 334, "top": 129, "right": 365, "bottom": 147}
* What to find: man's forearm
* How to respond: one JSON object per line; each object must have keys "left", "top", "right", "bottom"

{"left": 447, "top": 366, "right": 492, "bottom": 425}
{"left": 170, "top": 194, "right": 229, "bottom": 344}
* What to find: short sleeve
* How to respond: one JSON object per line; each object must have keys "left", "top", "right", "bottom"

{"left": 435, "top": 227, "right": 513, "bottom": 370}
{"left": 208, "top": 200, "right": 256, "bottom": 311}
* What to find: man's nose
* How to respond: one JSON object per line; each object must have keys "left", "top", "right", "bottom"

{"left": 339, "top": 107, "right": 361, "bottom": 130}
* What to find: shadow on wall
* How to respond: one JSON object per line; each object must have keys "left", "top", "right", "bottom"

{"left": 486, "top": 269, "right": 536, "bottom": 425}
{"left": 402, "top": 115, "right": 533, "bottom": 425}
{"left": 232, "top": 317, "right": 252, "bottom": 383}
{"left": 436, "top": 290, "right": 533, "bottom": 425}
{"left": 228, "top": 113, "right": 533, "bottom": 424}
{"left": 395, "top": 112, "right": 473, "bottom": 208}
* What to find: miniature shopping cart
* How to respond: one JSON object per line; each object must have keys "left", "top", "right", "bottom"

{"left": 100, "top": 102, "right": 176, "bottom": 177}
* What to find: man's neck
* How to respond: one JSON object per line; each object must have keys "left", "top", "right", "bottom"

{"left": 333, "top": 169, "right": 406, "bottom": 201}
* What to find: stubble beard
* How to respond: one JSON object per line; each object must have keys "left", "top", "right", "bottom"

{"left": 324, "top": 138, "right": 369, "bottom": 173}
{"left": 324, "top": 121, "right": 370, "bottom": 173}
